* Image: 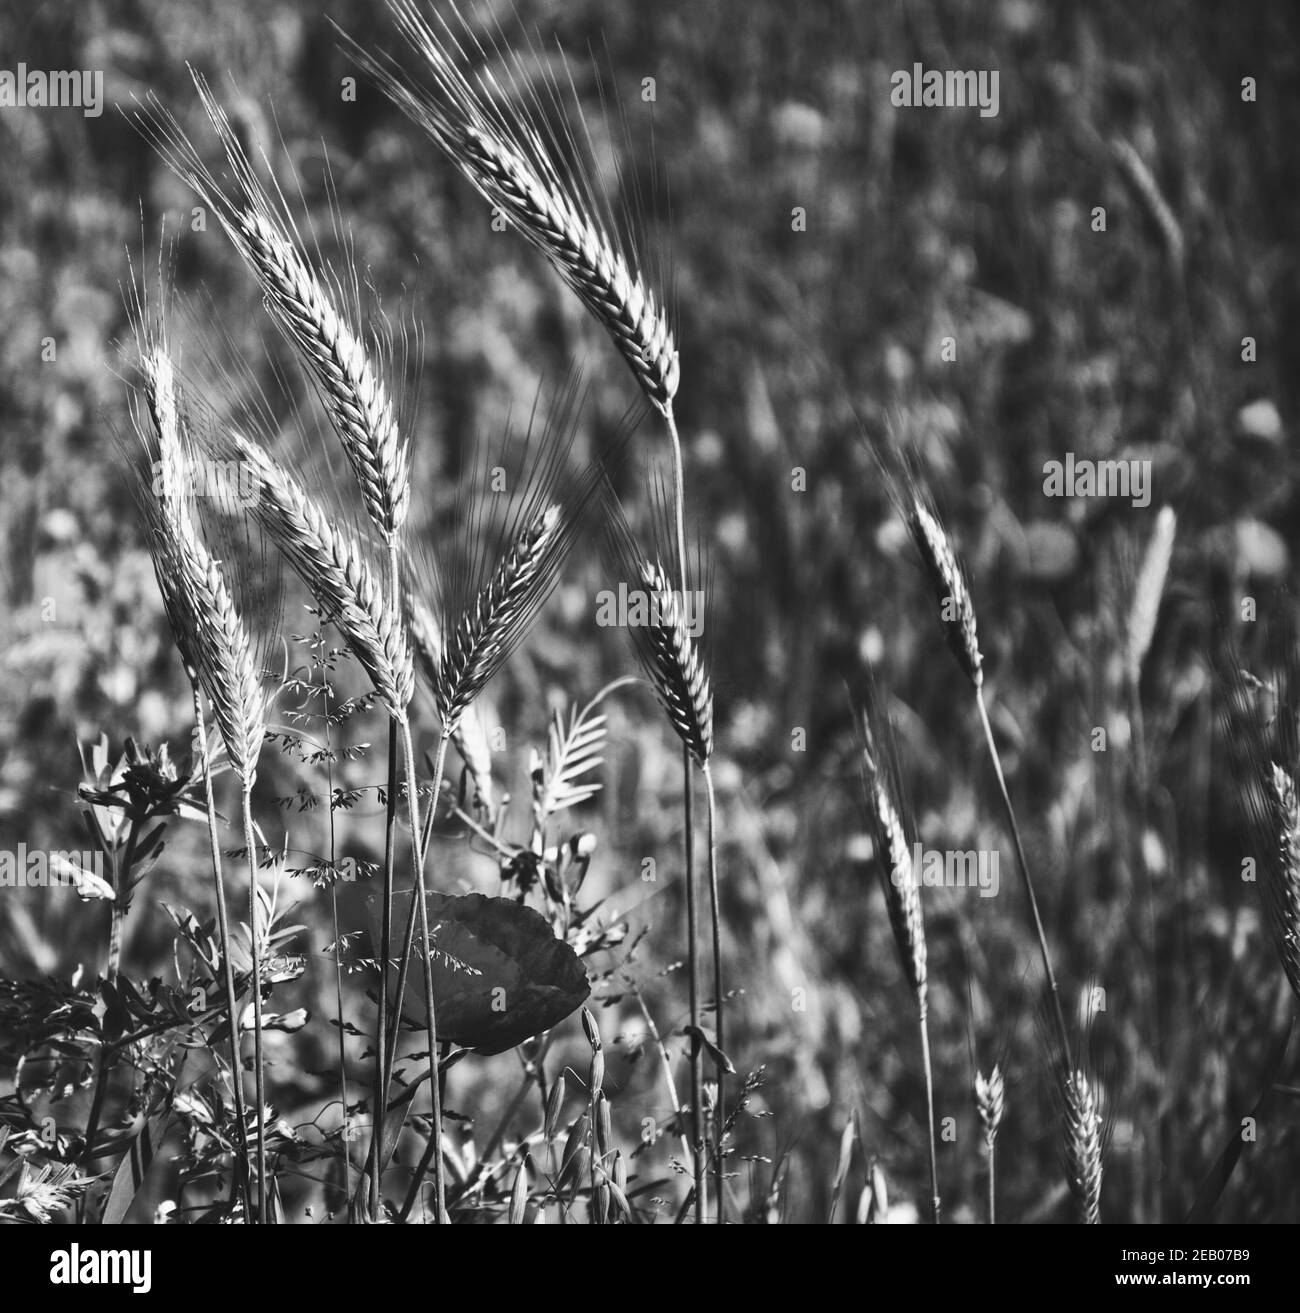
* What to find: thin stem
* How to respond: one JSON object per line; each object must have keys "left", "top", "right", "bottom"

{"left": 702, "top": 763, "right": 724, "bottom": 1222}
{"left": 396, "top": 1043, "right": 454, "bottom": 1222}
{"left": 193, "top": 689, "right": 251, "bottom": 1217}
{"left": 629, "top": 981, "right": 692, "bottom": 1167}
{"left": 317, "top": 653, "right": 352, "bottom": 1213}
{"left": 665, "top": 404, "right": 705, "bottom": 1225}
{"left": 395, "top": 724, "right": 448, "bottom": 1221}
{"left": 108, "top": 907, "right": 125, "bottom": 983}
{"left": 83, "top": 816, "right": 139, "bottom": 1171}
{"left": 385, "top": 731, "right": 450, "bottom": 1081}
{"left": 975, "top": 685, "right": 1073, "bottom": 1071}
{"left": 986, "top": 1133, "right": 997, "bottom": 1224}
{"left": 330, "top": 890, "right": 351, "bottom": 1208}
{"left": 106, "top": 820, "right": 139, "bottom": 984}
{"left": 683, "top": 744, "right": 705, "bottom": 1223}
{"left": 919, "top": 1001, "right": 940, "bottom": 1224}
{"left": 242, "top": 784, "right": 268, "bottom": 1224}
{"left": 371, "top": 729, "right": 399, "bottom": 1219}
{"left": 664, "top": 408, "right": 689, "bottom": 594}
{"left": 588, "top": 1071, "right": 599, "bottom": 1224}
{"left": 478, "top": 1038, "right": 552, "bottom": 1171}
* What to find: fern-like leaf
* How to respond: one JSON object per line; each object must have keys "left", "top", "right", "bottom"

{"left": 532, "top": 678, "right": 634, "bottom": 830}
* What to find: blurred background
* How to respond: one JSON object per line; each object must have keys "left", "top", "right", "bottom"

{"left": 2, "top": 0, "right": 1300, "bottom": 1223}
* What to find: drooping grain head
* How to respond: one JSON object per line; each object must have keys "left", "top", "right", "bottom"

{"left": 429, "top": 381, "right": 610, "bottom": 739}
{"left": 229, "top": 432, "right": 414, "bottom": 716}
{"left": 866, "top": 771, "right": 927, "bottom": 1009}
{"left": 403, "top": 567, "right": 495, "bottom": 813}
{"left": 340, "top": 0, "right": 679, "bottom": 413}
{"left": 857, "top": 702, "right": 927, "bottom": 1011}
{"left": 131, "top": 346, "right": 270, "bottom": 785}
{"left": 238, "top": 209, "right": 411, "bottom": 539}
{"left": 634, "top": 558, "right": 714, "bottom": 766}
{"left": 599, "top": 478, "right": 714, "bottom": 765}
{"left": 438, "top": 503, "right": 565, "bottom": 731}
{"left": 909, "top": 499, "right": 983, "bottom": 687}
{"left": 132, "top": 76, "right": 411, "bottom": 541}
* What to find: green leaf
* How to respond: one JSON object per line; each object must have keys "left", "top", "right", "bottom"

{"left": 378, "top": 892, "right": 589, "bottom": 1055}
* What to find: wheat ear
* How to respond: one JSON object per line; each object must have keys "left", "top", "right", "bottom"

{"left": 404, "top": 577, "right": 495, "bottom": 814}
{"left": 342, "top": 0, "right": 678, "bottom": 414}
{"left": 857, "top": 698, "right": 939, "bottom": 1224}
{"left": 229, "top": 434, "right": 414, "bottom": 715}
{"left": 1062, "top": 1069, "right": 1103, "bottom": 1224}
{"left": 133, "top": 75, "right": 410, "bottom": 540}
{"left": 974, "top": 1064, "right": 1004, "bottom": 1223}
{"left": 138, "top": 352, "right": 270, "bottom": 782}
{"left": 439, "top": 504, "right": 562, "bottom": 728}
{"left": 633, "top": 560, "right": 714, "bottom": 766}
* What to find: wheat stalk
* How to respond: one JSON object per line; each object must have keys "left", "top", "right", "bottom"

{"left": 126, "top": 330, "right": 277, "bottom": 1221}
{"left": 895, "top": 477, "right": 1074, "bottom": 1072}
{"left": 135, "top": 77, "right": 431, "bottom": 1211}
{"left": 602, "top": 495, "right": 719, "bottom": 1217}
{"left": 348, "top": 10, "right": 730, "bottom": 1228}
